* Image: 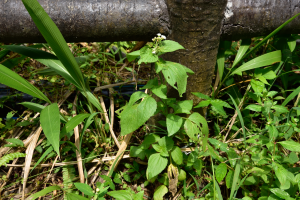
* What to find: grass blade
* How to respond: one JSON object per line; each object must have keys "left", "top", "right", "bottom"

{"left": 229, "top": 160, "right": 241, "bottom": 200}
{"left": 40, "top": 103, "right": 60, "bottom": 157}
{"left": 22, "top": 0, "right": 85, "bottom": 90}
{"left": 231, "top": 50, "right": 281, "bottom": 76}
{"left": 30, "top": 146, "right": 53, "bottom": 172}
{"left": 0, "top": 64, "right": 50, "bottom": 103}
{"left": 61, "top": 114, "right": 90, "bottom": 137}
{"left": 282, "top": 85, "right": 300, "bottom": 106}
{"left": 232, "top": 39, "right": 251, "bottom": 68}
{"left": 29, "top": 186, "right": 62, "bottom": 200}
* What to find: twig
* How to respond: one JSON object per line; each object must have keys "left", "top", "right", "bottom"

{"left": 94, "top": 80, "right": 147, "bottom": 92}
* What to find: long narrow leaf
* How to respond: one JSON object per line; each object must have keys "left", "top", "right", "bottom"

{"left": 22, "top": 0, "right": 85, "bottom": 90}
{"left": 29, "top": 186, "right": 62, "bottom": 200}
{"left": 282, "top": 85, "right": 300, "bottom": 106}
{"left": 40, "top": 103, "right": 60, "bottom": 156}
{"left": 232, "top": 39, "right": 251, "bottom": 68}
{"left": 217, "top": 41, "right": 232, "bottom": 81}
{"left": 30, "top": 146, "right": 53, "bottom": 172}
{"left": 230, "top": 160, "right": 241, "bottom": 200}
{"left": 231, "top": 50, "right": 281, "bottom": 76}
{"left": 0, "top": 64, "right": 50, "bottom": 103}
{"left": 61, "top": 114, "right": 90, "bottom": 137}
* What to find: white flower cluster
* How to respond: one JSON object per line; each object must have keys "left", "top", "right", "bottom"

{"left": 152, "top": 33, "right": 166, "bottom": 42}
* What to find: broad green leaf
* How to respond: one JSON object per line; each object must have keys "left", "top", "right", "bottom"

{"left": 158, "top": 136, "right": 174, "bottom": 152}
{"left": 22, "top": 0, "right": 85, "bottom": 91}
{"left": 187, "top": 112, "right": 209, "bottom": 149}
{"left": 268, "top": 125, "right": 278, "bottom": 142}
{"left": 216, "top": 163, "right": 227, "bottom": 183}
{"left": 138, "top": 46, "right": 158, "bottom": 64}
{"left": 271, "top": 105, "right": 289, "bottom": 113}
{"left": 270, "top": 188, "right": 290, "bottom": 199}
{"left": 157, "top": 61, "right": 190, "bottom": 97}
{"left": 166, "top": 114, "right": 183, "bottom": 136}
{"left": 31, "top": 146, "right": 53, "bottom": 172}
{"left": 74, "top": 183, "right": 94, "bottom": 196}
{"left": 61, "top": 114, "right": 90, "bottom": 138}
{"left": 282, "top": 85, "right": 300, "bottom": 106}
{"left": 147, "top": 153, "right": 168, "bottom": 180}
{"left": 20, "top": 102, "right": 67, "bottom": 123}
{"left": 251, "top": 79, "right": 264, "bottom": 94}
{"left": 133, "top": 190, "right": 144, "bottom": 200}
{"left": 245, "top": 104, "right": 262, "bottom": 112}
{"left": 141, "top": 134, "right": 160, "bottom": 149}
{"left": 29, "top": 186, "right": 62, "bottom": 200}
{"left": 0, "top": 64, "right": 50, "bottom": 103}
{"left": 289, "top": 152, "right": 299, "bottom": 164}
{"left": 153, "top": 185, "right": 168, "bottom": 200}
{"left": 66, "top": 193, "right": 89, "bottom": 200}
{"left": 278, "top": 141, "right": 300, "bottom": 152}
{"left": 152, "top": 84, "right": 167, "bottom": 99}
{"left": 171, "top": 146, "right": 183, "bottom": 165}
{"left": 160, "top": 40, "right": 184, "bottom": 54}
{"left": 172, "top": 100, "right": 193, "bottom": 114}
{"left": 232, "top": 39, "right": 251, "bottom": 68}
{"left": 231, "top": 51, "right": 281, "bottom": 76}
{"left": 126, "top": 50, "right": 140, "bottom": 62}
{"left": 193, "top": 159, "right": 203, "bottom": 176}
{"left": 272, "top": 162, "right": 288, "bottom": 186}
{"left": 121, "top": 95, "right": 157, "bottom": 135}
{"left": 211, "top": 99, "right": 232, "bottom": 116}
{"left": 40, "top": 103, "right": 60, "bottom": 156}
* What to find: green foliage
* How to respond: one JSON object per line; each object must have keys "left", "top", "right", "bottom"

{"left": 0, "top": 152, "right": 26, "bottom": 167}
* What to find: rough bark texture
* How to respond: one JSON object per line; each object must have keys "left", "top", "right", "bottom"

{"left": 222, "top": 0, "right": 300, "bottom": 40}
{"left": 0, "top": 0, "right": 169, "bottom": 43}
{"left": 163, "top": 0, "right": 227, "bottom": 108}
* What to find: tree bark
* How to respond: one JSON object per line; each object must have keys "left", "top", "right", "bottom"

{"left": 0, "top": 0, "right": 169, "bottom": 43}
{"left": 163, "top": 0, "right": 228, "bottom": 110}
{"left": 221, "top": 0, "right": 300, "bottom": 40}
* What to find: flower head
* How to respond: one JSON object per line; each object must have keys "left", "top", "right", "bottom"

{"left": 152, "top": 50, "right": 156, "bottom": 54}
{"left": 161, "top": 35, "right": 166, "bottom": 40}
{"left": 157, "top": 33, "right": 161, "bottom": 37}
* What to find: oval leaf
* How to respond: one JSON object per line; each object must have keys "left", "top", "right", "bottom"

{"left": 147, "top": 153, "right": 168, "bottom": 180}
{"left": 166, "top": 114, "right": 183, "bottom": 136}
{"left": 278, "top": 141, "right": 300, "bottom": 152}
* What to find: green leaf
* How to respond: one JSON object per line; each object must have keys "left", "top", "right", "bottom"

{"left": 40, "top": 103, "right": 60, "bottom": 156}
{"left": 211, "top": 99, "right": 232, "bottom": 116}
{"left": 133, "top": 190, "right": 144, "bottom": 200}
{"left": 217, "top": 40, "right": 232, "bottom": 81}
{"left": 232, "top": 39, "right": 251, "bottom": 68}
{"left": 166, "top": 114, "right": 183, "bottom": 136}
{"left": 22, "top": 0, "right": 85, "bottom": 90}
{"left": 171, "top": 146, "right": 183, "bottom": 165}
{"left": 29, "top": 186, "right": 62, "bottom": 200}
{"left": 287, "top": 36, "right": 297, "bottom": 52}
{"left": 271, "top": 105, "right": 289, "bottom": 113}
{"left": 230, "top": 161, "right": 241, "bottom": 200}
{"left": 141, "top": 134, "right": 160, "bottom": 149}
{"left": 121, "top": 94, "right": 157, "bottom": 135}
{"left": 193, "top": 159, "right": 203, "bottom": 176}
{"left": 74, "top": 183, "right": 94, "bottom": 196}
{"left": 61, "top": 114, "right": 90, "bottom": 138}
{"left": 278, "top": 141, "right": 300, "bottom": 152}
{"left": 160, "top": 40, "right": 184, "bottom": 54}
{"left": 158, "top": 136, "right": 174, "bottom": 152}
{"left": 172, "top": 100, "right": 193, "bottom": 114}
{"left": 192, "top": 92, "right": 211, "bottom": 100}
{"left": 20, "top": 102, "right": 67, "bottom": 123}
{"left": 0, "top": 64, "right": 50, "bottom": 103}
{"left": 5, "top": 138, "right": 24, "bottom": 147}
{"left": 272, "top": 162, "right": 288, "bottom": 186}
{"left": 147, "top": 153, "right": 168, "bottom": 180}
{"left": 138, "top": 46, "right": 158, "bottom": 64}
{"left": 226, "top": 170, "right": 234, "bottom": 189}
{"left": 194, "top": 100, "right": 211, "bottom": 108}
{"left": 289, "top": 152, "right": 299, "bottom": 164}
{"left": 127, "top": 50, "right": 140, "bottom": 62}
{"left": 244, "top": 104, "right": 262, "bottom": 112}
{"left": 216, "top": 163, "right": 227, "bottom": 183}
{"left": 31, "top": 146, "right": 53, "bottom": 172}
{"left": 251, "top": 79, "right": 265, "bottom": 94}
{"left": 158, "top": 60, "right": 189, "bottom": 97}
{"left": 231, "top": 51, "right": 281, "bottom": 76}
{"left": 66, "top": 193, "right": 89, "bottom": 200}
{"left": 153, "top": 185, "right": 168, "bottom": 200}
{"left": 152, "top": 84, "right": 167, "bottom": 99}
{"left": 282, "top": 85, "right": 300, "bottom": 106}
{"left": 270, "top": 188, "right": 290, "bottom": 199}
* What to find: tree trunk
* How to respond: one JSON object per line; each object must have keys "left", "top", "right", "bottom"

{"left": 0, "top": 0, "right": 169, "bottom": 43}
{"left": 163, "top": 0, "right": 228, "bottom": 112}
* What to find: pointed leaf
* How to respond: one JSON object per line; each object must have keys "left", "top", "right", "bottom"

{"left": 216, "top": 163, "right": 227, "bottom": 183}
{"left": 153, "top": 185, "right": 168, "bottom": 200}
{"left": 40, "top": 103, "right": 60, "bottom": 156}
{"left": 29, "top": 186, "right": 62, "bottom": 200}
{"left": 107, "top": 190, "right": 132, "bottom": 200}
{"left": 231, "top": 51, "right": 281, "bottom": 76}
{"left": 171, "top": 146, "right": 183, "bottom": 165}
{"left": 160, "top": 40, "right": 184, "bottom": 54}
{"left": 147, "top": 153, "right": 168, "bottom": 180}
{"left": 232, "top": 39, "right": 251, "bottom": 68}
{"left": 74, "top": 183, "right": 94, "bottom": 196}
{"left": 0, "top": 64, "right": 50, "bottom": 103}
{"left": 278, "top": 141, "right": 300, "bottom": 152}
{"left": 166, "top": 114, "right": 183, "bottom": 136}
{"left": 61, "top": 114, "right": 90, "bottom": 138}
